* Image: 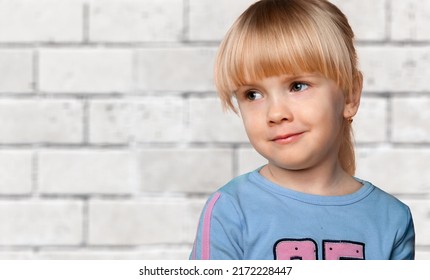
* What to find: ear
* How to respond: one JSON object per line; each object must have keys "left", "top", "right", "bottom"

{"left": 343, "top": 71, "right": 363, "bottom": 119}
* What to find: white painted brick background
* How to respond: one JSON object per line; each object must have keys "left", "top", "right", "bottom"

{"left": 0, "top": 0, "right": 428, "bottom": 260}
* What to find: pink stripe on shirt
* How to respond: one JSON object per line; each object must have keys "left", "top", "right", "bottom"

{"left": 201, "top": 192, "right": 222, "bottom": 260}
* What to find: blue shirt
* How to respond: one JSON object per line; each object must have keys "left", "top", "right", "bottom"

{"left": 190, "top": 169, "right": 415, "bottom": 260}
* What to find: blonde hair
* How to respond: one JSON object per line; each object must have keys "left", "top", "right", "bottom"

{"left": 215, "top": 0, "right": 362, "bottom": 175}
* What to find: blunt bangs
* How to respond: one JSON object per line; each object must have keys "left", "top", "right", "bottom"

{"left": 215, "top": 0, "right": 356, "bottom": 112}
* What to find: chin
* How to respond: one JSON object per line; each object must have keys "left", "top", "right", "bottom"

{"left": 268, "top": 160, "right": 313, "bottom": 171}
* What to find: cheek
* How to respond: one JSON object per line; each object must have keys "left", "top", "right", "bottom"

{"left": 239, "top": 109, "right": 265, "bottom": 142}
{"left": 300, "top": 99, "right": 344, "bottom": 141}
{"left": 241, "top": 113, "right": 259, "bottom": 136}
{"left": 239, "top": 105, "right": 261, "bottom": 127}
{"left": 307, "top": 96, "right": 344, "bottom": 122}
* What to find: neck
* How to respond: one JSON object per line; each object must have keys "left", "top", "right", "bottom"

{"left": 260, "top": 160, "right": 361, "bottom": 196}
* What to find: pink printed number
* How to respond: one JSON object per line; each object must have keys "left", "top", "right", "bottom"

{"left": 274, "top": 239, "right": 318, "bottom": 260}
{"left": 323, "top": 240, "right": 365, "bottom": 260}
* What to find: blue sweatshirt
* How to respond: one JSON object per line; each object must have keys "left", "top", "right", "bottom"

{"left": 190, "top": 169, "right": 415, "bottom": 260}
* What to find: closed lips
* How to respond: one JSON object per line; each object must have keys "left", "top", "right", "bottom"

{"left": 272, "top": 132, "right": 304, "bottom": 141}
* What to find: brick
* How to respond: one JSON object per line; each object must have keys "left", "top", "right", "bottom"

{"left": 0, "top": 100, "right": 83, "bottom": 144}
{"left": 391, "top": 0, "right": 430, "bottom": 41}
{"left": 89, "top": 98, "right": 185, "bottom": 144}
{"left": 39, "top": 49, "right": 133, "bottom": 93}
{"left": 139, "top": 148, "right": 233, "bottom": 193}
{"left": 0, "top": 151, "right": 32, "bottom": 195}
{"left": 0, "top": 251, "right": 34, "bottom": 260}
{"left": 416, "top": 251, "right": 430, "bottom": 260}
{"left": 237, "top": 148, "right": 267, "bottom": 176}
{"left": 37, "top": 248, "right": 190, "bottom": 260}
{"left": 392, "top": 96, "right": 430, "bottom": 143}
{"left": 136, "top": 48, "right": 216, "bottom": 92}
{"left": 188, "top": 0, "right": 256, "bottom": 41}
{"left": 88, "top": 198, "right": 204, "bottom": 245}
{"left": 0, "top": 50, "right": 33, "bottom": 93}
{"left": 402, "top": 200, "right": 430, "bottom": 246}
{"left": 0, "top": 0, "right": 83, "bottom": 42}
{"left": 354, "top": 97, "right": 387, "bottom": 143}
{"left": 358, "top": 46, "right": 430, "bottom": 92}
{"left": 90, "top": 0, "right": 183, "bottom": 42}
{"left": 356, "top": 148, "right": 430, "bottom": 194}
{"left": 188, "top": 97, "right": 248, "bottom": 143}
{"left": 0, "top": 200, "right": 83, "bottom": 245}
{"left": 39, "top": 150, "right": 136, "bottom": 195}
{"left": 331, "top": 0, "right": 387, "bottom": 41}
{"left": 135, "top": 248, "right": 191, "bottom": 260}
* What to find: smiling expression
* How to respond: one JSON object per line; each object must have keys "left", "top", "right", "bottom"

{"left": 236, "top": 73, "right": 350, "bottom": 172}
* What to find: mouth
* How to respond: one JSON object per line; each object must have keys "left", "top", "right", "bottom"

{"left": 271, "top": 132, "right": 305, "bottom": 144}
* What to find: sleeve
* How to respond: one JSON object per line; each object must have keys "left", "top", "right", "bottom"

{"left": 189, "top": 191, "right": 244, "bottom": 260}
{"left": 390, "top": 206, "right": 415, "bottom": 260}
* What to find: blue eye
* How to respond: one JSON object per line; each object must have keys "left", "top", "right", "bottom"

{"left": 246, "top": 90, "right": 263, "bottom": 101}
{"left": 291, "top": 82, "right": 309, "bottom": 92}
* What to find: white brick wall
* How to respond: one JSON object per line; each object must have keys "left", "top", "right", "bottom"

{"left": 356, "top": 148, "right": 430, "bottom": 194}
{"left": 38, "top": 150, "right": 137, "bottom": 195}
{"left": 188, "top": 0, "right": 257, "bottom": 41}
{"left": 88, "top": 198, "right": 204, "bottom": 245}
{"left": 39, "top": 49, "right": 134, "bottom": 93}
{"left": 0, "top": 200, "right": 83, "bottom": 245}
{"left": 188, "top": 97, "right": 248, "bottom": 143}
{"left": 89, "top": 98, "right": 186, "bottom": 143}
{"left": 0, "top": 151, "right": 33, "bottom": 194}
{"left": 391, "top": 0, "right": 430, "bottom": 41}
{"left": 0, "top": 50, "right": 33, "bottom": 93}
{"left": 358, "top": 46, "right": 430, "bottom": 92}
{"left": 89, "top": 0, "right": 184, "bottom": 42}
{"left": 331, "top": 0, "right": 387, "bottom": 41}
{"left": 135, "top": 48, "right": 216, "bottom": 92}
{"left": 0, "top": 100, "right": 83, "bottom": 144}
{"left": 0, "top": 0, "right": 83, "bottom": 42}
{"left": 0, "top": 0, "right": 428, "bottom": 260}
{"left": 392, "top": 97, "right": 430, "bottom": 142}
{"left": 354, "top": 97, "right": 388, "bottom": 143}
{"left": 138, "top": 149, "right": 233, "bottom": 193}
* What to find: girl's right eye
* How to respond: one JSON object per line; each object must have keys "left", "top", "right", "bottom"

{"left": 245, "top": 90, "right": 263, "bottom": 101}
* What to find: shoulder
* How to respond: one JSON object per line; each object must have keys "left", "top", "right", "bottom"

{"left": 361, "top": 179, "right": 413, "bottom": 223}
{"left": 368, "top": 182, "right": 409, "bottom": 209}
{"left": 215, "top": 169, "right": 260, "bottom": 198}
{"left": 202, "top": 169, "right": 263, "bottom": 216}
{"left": 362, "top": 181, "right": 416, "bottom": 259}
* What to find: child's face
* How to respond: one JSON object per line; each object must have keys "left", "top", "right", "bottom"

{"left": 236, "top": 73, "right": 352, "bottom": 172}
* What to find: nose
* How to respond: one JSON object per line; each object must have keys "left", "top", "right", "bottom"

{"left": 267, "top": 96, "right": 293, "bottom": 125}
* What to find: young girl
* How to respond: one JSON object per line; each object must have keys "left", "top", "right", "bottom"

{"left": 190, "top": 0, "right": 415, "bottom": 260}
